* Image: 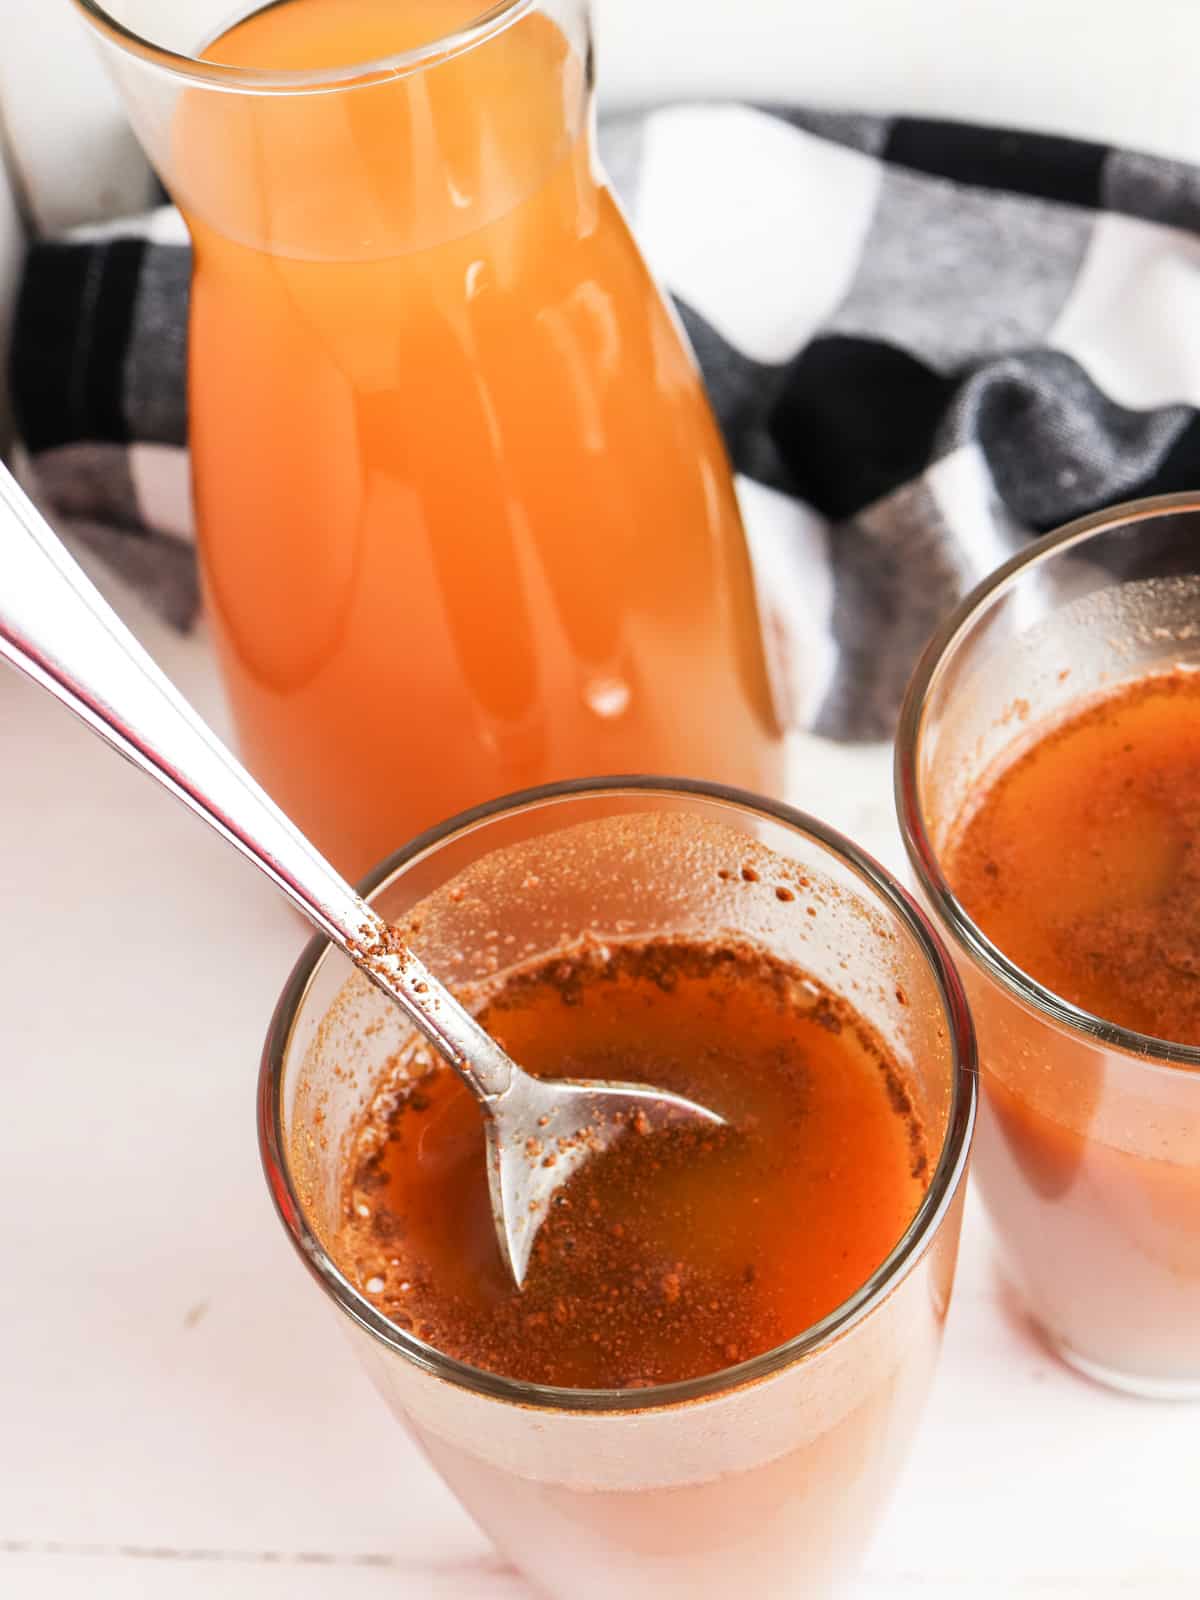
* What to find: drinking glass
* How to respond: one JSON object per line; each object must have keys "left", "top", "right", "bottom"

{"left": 261, "top": 778, "right": 976, "bottom": 1599}
{"left": 69, "top": 1, "right": 783, "bottom": 879}
{"left": 897, "top": 492, "right": 1200, "bottom": 1398}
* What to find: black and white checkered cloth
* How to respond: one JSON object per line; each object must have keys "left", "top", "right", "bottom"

{"left": 14, "top": 105, "right": 1200, "bottom": 739}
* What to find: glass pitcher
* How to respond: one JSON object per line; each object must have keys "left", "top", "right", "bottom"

{"left": 70, "top": 0, "right": 784, "bottom": 878}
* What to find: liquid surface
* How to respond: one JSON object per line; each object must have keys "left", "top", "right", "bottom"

{"left": 336, "top": 940, "right": 928, "bottom": 1389}
{"left": 949, "top": 670, "right": 1200, "bottom": 1043}
{"left": 176, "top": 0, "right": 780, "bottom": 879}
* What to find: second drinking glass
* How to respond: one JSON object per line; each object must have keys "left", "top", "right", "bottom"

{"left": 897, "top": 494, "right": 1200, "bottom": 1398}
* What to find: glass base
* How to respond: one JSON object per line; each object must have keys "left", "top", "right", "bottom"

{"left": 1048, "top": 1335, "right": 1200, "bottom": 1402}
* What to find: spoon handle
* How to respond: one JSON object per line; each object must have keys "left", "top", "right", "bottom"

{"left": 0, "top": 464, "right": 512, "bottom": 1099}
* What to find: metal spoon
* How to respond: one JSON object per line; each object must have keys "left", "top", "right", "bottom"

{"left": 0, "top": 464, "right": 722, "bottom": 1287}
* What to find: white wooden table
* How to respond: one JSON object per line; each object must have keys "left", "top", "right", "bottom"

{"left": 1, "top": 550, "right": 1196, "bottom": 1598}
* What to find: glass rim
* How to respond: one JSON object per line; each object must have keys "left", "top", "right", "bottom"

{"left": 896, "top": 489, "right": 1200, "bottom": 1074}
{"left": 69, "top": 0, "right": 533, "bottom": 92}
{"left": 259, "top": 775, "right": 977, "bottom": 1415}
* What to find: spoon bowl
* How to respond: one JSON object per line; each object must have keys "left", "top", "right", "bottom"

{"left": 483, "top": 1065, "right": 723, "bottom": 1287}
{"left": 349, "top": 913, "right": 724, "bottom": 1285}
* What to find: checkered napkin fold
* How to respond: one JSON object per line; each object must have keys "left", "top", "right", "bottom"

{"left": 14, "top": 105, "right": 1200, "bottom": 740}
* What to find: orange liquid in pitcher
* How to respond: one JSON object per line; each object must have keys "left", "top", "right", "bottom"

{"left": 177, "top": 0, "right": 781, "bottom": 878}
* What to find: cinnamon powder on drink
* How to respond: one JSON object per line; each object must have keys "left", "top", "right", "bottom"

{"left": 334, "top": 937, "right": 928, "bottom": 1389}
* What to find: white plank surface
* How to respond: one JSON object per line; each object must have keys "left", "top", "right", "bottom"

{"left": 1, "top": 553, "right": 1197, "bottom": 1597}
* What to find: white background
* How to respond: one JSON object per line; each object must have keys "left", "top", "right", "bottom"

{"left": 2, "top": 2, "right": 1200, "bottom": 1595}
